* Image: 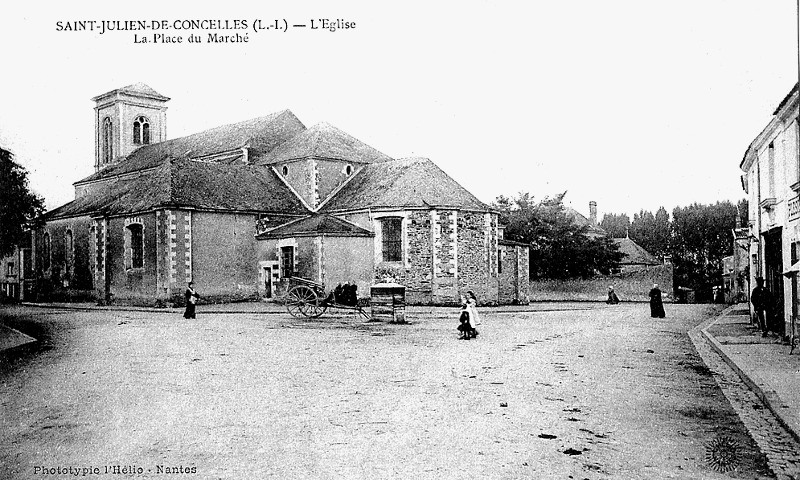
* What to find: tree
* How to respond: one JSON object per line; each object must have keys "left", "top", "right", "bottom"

{"left": 493, "top": 192, "right": 623, "bottom": 279}
{"left": 0, "top": 147, "right": 44, "bottom": 257}
{"left": 628, "top": 207, "right": 671, "bottom": 260}
{"left": 600, "top": 213, "right": 630, "bottom": 238}
{"left": 670, "top": 201, "right": 738, "bottom": 301}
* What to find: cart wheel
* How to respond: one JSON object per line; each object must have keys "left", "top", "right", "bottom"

{"left": 303, "top": 302, "right": 328, "bottom": 318}
{"left": 286, "top": 285, "right": 318, "bottom": 318}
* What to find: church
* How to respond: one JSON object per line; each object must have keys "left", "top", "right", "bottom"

{"left": 31, "top": 83, "right": 529, "bottom": 306}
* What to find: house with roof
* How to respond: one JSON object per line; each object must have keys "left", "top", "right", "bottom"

{"left": 32, "top": 83, "right": 529, "bottom": 306}
{"left": 739, "top": 83, "right": 800, "bottom": 338}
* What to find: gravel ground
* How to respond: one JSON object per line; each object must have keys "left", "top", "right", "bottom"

{"left": 0, "top": 303, "right": 773, "bottom": 479}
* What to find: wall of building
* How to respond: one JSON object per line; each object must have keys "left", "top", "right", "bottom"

{"left": 345, "top": 209, "right": 505, "bottom": 305}
{"left": 191, "top": 211, "right": 259, "bottom": 303}
{"left": 743, "top": 103, "right": 800, "bottom": 338}
{"left": 316, "top": 159, "right": 356, "bottom": 205}
{"left": 457, "top": 211, "right": 499, "bottom": 304}
{"left": 498, "top": 244, "right": 530, "bottom": 304}
{"left": 104, "top": 213, "right": 159, "bottom": 304}
{"left": 279, "top": 159, "right": 316, "bottom": 208}
{"left": 33, "top": 216, "right": 95, "bottom": 301}
{"left": 321, "top": 236, "right": 375, "bottom": 298}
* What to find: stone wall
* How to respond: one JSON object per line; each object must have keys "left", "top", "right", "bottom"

{"left": 457, "top": 211, "right": 498, "bottom": 304}
{"left": 499, "top": 243, "right": 530, "bottom": 304}
{"left": 528, "top": 263, "right": 674, "bottom": 302}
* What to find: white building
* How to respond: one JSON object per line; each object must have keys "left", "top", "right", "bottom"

{"left": 740, "top": 83, "right": 800, "bottom": 339}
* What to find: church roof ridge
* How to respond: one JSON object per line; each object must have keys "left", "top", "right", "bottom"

{"left": 320, "top": 156, "right": 490, "bottom": 212}
{"left": 77, "top": 109, "right": 305, "bottom": 184}
{"left": 91, "top": 82, "right": 170, "bottom": 102}
{"left": 256, "top": 120, "right": 392, "bottom": 165}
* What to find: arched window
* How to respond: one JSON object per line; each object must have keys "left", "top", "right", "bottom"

{"left": 133, "top": 116, "right": 150, "bottom": 145}
{"left": 102, "top": 118, "right": 113, "bottom": 164}
{"left": 125, "top": 224, "right": 144, "bottom": 269}
{"left": 345, "top": 165, "right": 353, "bottom": 176}
{"left": 42, "top": 232, "right": 51, "bottom": 271}
{"left": 282, "top": 165, "right": 289, "bottom": 176}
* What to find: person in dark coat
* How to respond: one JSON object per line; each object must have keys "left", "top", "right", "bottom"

{"left": 184, "top": 282, "right": 200, "bottom": 319}
{"left": 750, "top": 276, "right": 771, "bottom": 337}
{"left": 649, "top": 283, "right": 665, "bottom": 318}
{"left": 606, "top": 286, "right": 620, "bottom": 305}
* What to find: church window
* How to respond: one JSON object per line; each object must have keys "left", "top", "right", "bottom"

{"left": 42, "top": 233, "right": 51, "bottom": 271}
{"left": 280, "top": 246, "right": 294, "bottom": 278}
{"left": 125, "top": 223, "right": 144, "bottom": 269}
{"left": 133, "top": 116, "right": 151, "bottom": 145}
{"left": 381, "top": 217, "right": 403, "bottom": 262}
{"left": 102, "top": 117, "right": 113, "bottom": 164}
{"left": 282, "top": 165, "right": 289, "bottom": 176}
{"left": 345, "top": 165, "right": 353, "bottom": 176}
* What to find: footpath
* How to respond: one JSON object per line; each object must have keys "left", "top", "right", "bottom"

{"left": 701, "top": 306, "right": 800, "bottom": 445}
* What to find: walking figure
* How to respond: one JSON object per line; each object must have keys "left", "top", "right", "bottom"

{"left": 750, "top": 276, "right": 771, "bottom": 337}
{"left": 184, "top": 282, "right": 200, "bottom": 319}
{"left": 649, "top": 283, "right": 665, "bottom": 318}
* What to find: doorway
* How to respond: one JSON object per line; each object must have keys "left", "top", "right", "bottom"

{"left": 763, "top": 228, "right": 785, "bottom": 336}
{"left": 263, "top": 267, "right": 272, "bottom": 298}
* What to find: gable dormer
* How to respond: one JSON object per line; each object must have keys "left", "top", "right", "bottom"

{"left": 259, "top": 122, "right": 392, "bottom": 210}
{"left": 92, "top": 83, "right": 169, "bottom": 172}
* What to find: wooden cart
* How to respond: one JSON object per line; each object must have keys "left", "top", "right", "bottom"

{"left": 284, "top": 277, "right": 370, "bottom": 319}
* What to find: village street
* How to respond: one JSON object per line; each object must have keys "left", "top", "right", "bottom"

{"left": 0, "top": 303, "right": 786, "bottom": 479}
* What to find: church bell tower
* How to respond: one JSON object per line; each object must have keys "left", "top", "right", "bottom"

{"left": 92, "top": 83, "right": 169, "bottom": 171}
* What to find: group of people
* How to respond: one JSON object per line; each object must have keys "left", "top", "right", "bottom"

{"left": 183, "top": 280, "right": 674, "bottom": 335}
{"left": 457, "top": 291, "right": 481, "bottom": 340}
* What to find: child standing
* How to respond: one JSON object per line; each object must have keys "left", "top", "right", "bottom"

{"left": 457, "top": 294, "right": 473, "bottom": 340}
{"left": 465, "top": 291, "right": 480, "bottom": 338}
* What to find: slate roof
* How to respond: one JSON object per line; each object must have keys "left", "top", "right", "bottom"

{"left": 320, "top": 157, "right": 491, "bottom": 212}
{"left": 564, "top": 207, "right": 607, "bottom": 237}
{"left": 612, "top": 237, "right": 661, "bottom": 266}
{"left": 256, "top": 214, "right": 373, "bottom": 239}
{"left": 77, "top": 110, "right": 306, "bottom": 183}
{"left": 255, "top": 122, "right": 392, "bottom": 165}
{"left": 46, "top": 158, "right": 308, "bottom": 219}
{"left": 91, "top": 83, "right": 170, "bottom": 102}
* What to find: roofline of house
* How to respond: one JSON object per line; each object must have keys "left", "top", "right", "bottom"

{"left": 260, "top": 153, "right": 377, "bottom": 166}
{"left": 322, "top": 205, "right": 497, "bottom": 215}
{"left": 74, "top": 165, "right": 161, "bottom": 186}
{"left": 91, "top": 87, "right": 170, "bottom": 103}
{"left": 44, "top": 206, "right": 308, "bottom": 222}
{"left": 256, "top": 231, "right": 375, "bottom": 240}
{"left": 254, "top": 214, "right": 374, "bottom": 239}
{"left": 741, "top": 83, "right": 799, "bottom": 172}
{"left": 315, "top": 164, "right": 367, "bottom": 211}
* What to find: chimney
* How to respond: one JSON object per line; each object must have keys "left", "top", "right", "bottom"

{"left": 589, "top": 201, "right": 597, "bottom": 225}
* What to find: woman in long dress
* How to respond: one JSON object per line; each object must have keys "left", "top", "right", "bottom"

{"left": 184, "top": 282, "right": 200, "bottom": 319}
{"left": 649, "top": 283, "right": 665, "bottom": 318}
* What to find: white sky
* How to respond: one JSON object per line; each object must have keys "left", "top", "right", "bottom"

{"left": 0, "top": 1, "right": 797, "bottom": 220}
